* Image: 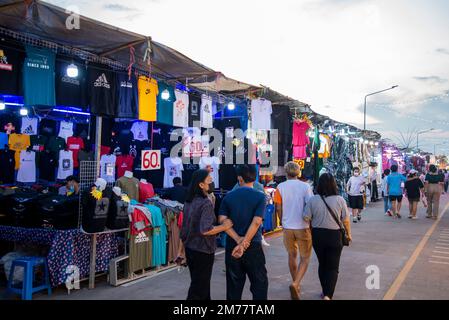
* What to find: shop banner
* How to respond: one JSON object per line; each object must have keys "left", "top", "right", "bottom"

{"left": 141, "top": 150, "right": 161, "bottom": 170}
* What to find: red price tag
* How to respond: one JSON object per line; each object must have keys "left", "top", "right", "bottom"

{"left": 141, "top": 150, "right": 161, "bottom": 171}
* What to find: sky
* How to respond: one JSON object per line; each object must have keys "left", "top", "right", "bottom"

{"left": 46, "top": 0, "right": 449, "bottom": 154}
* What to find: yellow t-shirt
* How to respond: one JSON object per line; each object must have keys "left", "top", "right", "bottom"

{"left": 138, "top": 76, "right": 158, "bottom": 122}
{"left": 8, "top": 133, "right": 31, "bottom": 169}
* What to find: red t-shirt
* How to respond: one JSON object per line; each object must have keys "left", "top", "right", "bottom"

{"left": 130, "top": 207, "right": 151, "bottom": 235}
{"left": 139, "top": 181, "right": 155, "bottom": 203}
{"left": 116, "top": 155, "right": 134, "bottom": 178}
{"left": 67, "top": 136, "right": 85, "bottom": 168}
{"left": 100, "top": 145, "right": 111, "bottom": 157}
{"left": 292, "top": 121, "right": 311, "bottom": 146}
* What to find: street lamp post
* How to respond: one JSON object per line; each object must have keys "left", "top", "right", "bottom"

{"left": 417, "top": 128, "right": 434, "bottom": 151}
{"left": 364, "top": 85, "right": 399, "bottom": 131}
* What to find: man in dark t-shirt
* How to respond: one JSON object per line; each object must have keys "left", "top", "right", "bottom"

{"left": 219, "top": 164, "right": 268, "bottom": 300}
{"left": 165, "top": 177, "right": 187, "bottom": 204}
{"left": 404, "top": 170, "right": 424, "bottom": 219}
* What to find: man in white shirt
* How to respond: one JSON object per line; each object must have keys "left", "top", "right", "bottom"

{"left": 274, "top": 161, "right": 313, "bottom": 300}
{"left": 347, "top": 167, "right": 366, "bottom": 223}
{"left": 370, "top": 164, "right": 379, "bottom": 202}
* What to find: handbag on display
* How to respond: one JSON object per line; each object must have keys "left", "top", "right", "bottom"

{"left": 320, "top": 195, "right": 350, "bottom": 246}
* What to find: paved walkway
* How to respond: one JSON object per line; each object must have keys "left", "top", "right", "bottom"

{"left": 25, "top": 194, "right": 449, "bottom": 300}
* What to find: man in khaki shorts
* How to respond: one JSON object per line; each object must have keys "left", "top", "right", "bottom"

{"left": 274, "top": 162, "right": 313, "bottom": 300}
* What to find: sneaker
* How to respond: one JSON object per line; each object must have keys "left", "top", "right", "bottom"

{"left": 408, "top": 215, "right": 412, "bottom": 219}
{"left": 357, "top": 215, "right": 362, "bottom": 221}
{"left": 411, "top": 216, "right": 418, "bottom": 220}
{"left": 397, "top": 213, "right": 402, "bottom": 219}
{"left": 262, "top": 239, "right": 270, "bottom": 247}
{"left": 426, "top": 215, "right": 432, "bottom": 219}
{"left": 387, "top": 210, "right": 393, "bottom": 217}
{"left": 353, "top": 218, "right": 358, "bottom": 223}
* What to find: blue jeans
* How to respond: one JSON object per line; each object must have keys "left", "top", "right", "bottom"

{"left": 383, "top": 195, "right": 391, "bottom": 213}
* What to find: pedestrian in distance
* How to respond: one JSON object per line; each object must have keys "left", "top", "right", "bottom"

{"left": 218, "top": 164, "right": 269, "bottom": 300}
{"left": 303, "top": 173, "right": 352, "bottom": 300}
{"left": 179, "top": 169, "right": 234, "bottom": 300}
{"left": 274, "top": 161, "right": 313, "bottom": 300}
{"left": 443, "top": 169, "right": 449, "bottom": 194}
{"left": 386, "top": 164, "right": 407, "bottom": 219}
{"left": 382, "top": 169, "right": 393, "bottom": 216}
{"left": 424, "top": 165, "right": 445, "bottom": 220}
{"left": 346, "top": 167, "right": 366, "bottom": 223}
{"left": 404, "top": 169, "right": 425, "bottom": 220}
{"left": 370, "top": 164, "right": 379, "bottom": 202}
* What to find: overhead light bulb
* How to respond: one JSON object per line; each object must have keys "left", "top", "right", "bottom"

{"left": 370, "top": 141, "right": 374, "bottom": 146}
{"left": 66, "top": 63, "right": 78, "bottom": 78}
{"left": 161, "top": 89, "right": 170, "bottom": 100}
{"left": 0, "top": 99, "right": 5, "bottom": 110}
{"left": 364, "top": 140, "right": 369, "bottom": 145}
{"left": 227, "top": 102, "right": 235, "bottom": 110}
{"left": 375, "top": 142, "right": 379, "bottom": 146}
{"left": 19, "top": 107, "right": 28, "bottom": 116}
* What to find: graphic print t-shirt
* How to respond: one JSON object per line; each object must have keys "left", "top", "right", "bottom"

{"left": 116, "top": 154, "right": 134, "bottom": 178}
{"left": 67, "top": 136, "right": 85, "bottom": 168}
{"left": 21, "top": 117, "right": 39, "bottom": 135}
{"left": 200, "top": 94, "right": 213, "bottom": 128}
{"left": 250, "top": 98, "right": 272, "bottom": 130}
{"left": 117, "top": 73, "right": 138, "bottom": 118}
{"left": 138, "top": 76, "right": 158, "bottom": 122}
{"left": 100, "top": 154, "right": 117, "bottom": 183}
{"left": 58, "top": 121, "right": 74, "bottom": 142}
{"left": 0, "top": 42, "right": 25, "bottom": 95}
{"left": 130, "top": 121, "right": 149, "bottom": 141}
{"left": 88, "top": 66, "right": 116, "bottom": 117}
{"left": 163, "top": 157, "right": 184, "bottom": 188}
{"left": 55, "top": 60, "right": 87, "bottom": 108}
{"left": 199, "top": 156, "right": 221, "bottom": 187}
{"left": 156, "top": 81, "right": 175, "bottom": 125}
{"left": 30, "top": 134, "right": 47, "bottom": 166}
{"left": 57, "top": 150, "right": 74, "bottom": 180}
{"left": 17, "top": 150, "right": 36, "bottom": 183}
{"left": 23, "top": 45, "right": 56, "bottom": 106}
{"left": 8, "top": 133, "right": 31, "bottom": 169}
{"left": 173, "top": 90, "right": 189, "bottom": 128}
{"left": 188, "top": 93, "right": 201, "bottom": 127}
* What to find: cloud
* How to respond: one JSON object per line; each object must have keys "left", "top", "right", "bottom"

{"left": 436, "top": 48, "right": 449, "bottom": 55}
{"left": 413, "top": 76, "right": 448, "bottom": 84}
{"left": 103, "top": 3, "right": 138, "bottom": 12}
{"left": 302, "top": 0, "right": 372, "bottom": 11}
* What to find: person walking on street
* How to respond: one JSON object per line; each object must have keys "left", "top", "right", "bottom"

{"left": 386, "top": 165, "right": 407, "bottom": 219}
{"left": 382, "top": 169, "right": 392, "bottom": 216}
{"left": 179, "top": 169, "right": 234, "bottom": 300}
{"left": 370, "top": 164, "right": 379, "bottom": 202}
{"left": 218, "top": 164, "right": 269, "bottom": 300}
{"left": 303, "top": 173, "right": 352, "bottom": 300}
{"left": 346, "top": 167, "right": 365, "bottom": 223}
{"left": 404, "top": 169, "right": 425, "bottom": 220}
{"left": 443, "top": 169, "right": 449, "bottom": 194}
{"left": 274, "top": 162, "right": 313, "bottom": 300}
{"left": 425, "top": 165, "right": 445, "bottom": 220}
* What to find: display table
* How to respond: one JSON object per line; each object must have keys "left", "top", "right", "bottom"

{"left": 0, "top": 225, "right": 119, "bottom": 287}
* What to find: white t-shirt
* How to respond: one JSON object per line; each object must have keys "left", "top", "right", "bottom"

{"left": 275, "top": 179, "right": 313, "bottom": 230}
{"left": 130, "top": 121, "right": 149, "bottom": 141}
{"left": 100, "top": 154, "right": 117, "bottom": 183}
{"left": 58, "top": 121, "right": 74, "bottom": 142}
{"left": 251, "top": 98, "right": 272, "bottom": 130}
{"left": 57, "top": 150, "right": 74, "bottom": 180}
{"left": 347, "top": 175, "right": 365, "bottom": 196}
{"left": 21, "top": 117, "right": 38, "bottom": 135}
{"left": 163, "top": 157, "right": 184, "bottom": 188}
{"left": 173, "top": 90, "right": 189, "bottom": 128}
{"left": 199, "top": 156, "right": 221, "bottom": 187}
{"left": 17, "top": 150, "right": 36, "bottom": 183}
{"left": 200, "top": 94, "right": 213, "bottom": 128}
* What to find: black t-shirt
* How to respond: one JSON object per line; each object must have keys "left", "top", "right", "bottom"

{"left": 116, "top": 73, "right": 138, "bottom": 118}
{"left": 0, "top": 41, "right": 24, "bottom": 96}
{"left": 188, "top": 93, "right": 201, "bottom": 127}
{"left": 405, "top": 178, "right": 424, "bottom": 199}
{"left": 55, "top": 59, "right": 88, "bottom": 108}
{"left": 39, "top": 118, "right": 58, "bottom": 137}
{"left": 0, "top": 149, "right": 16, "bottom": 184}
{"left": 165, "top": 185, "right": 188, "bottom": 204}
{"left": 87, "top": 66, "right": 116, "bottom": 117}
{"left": 30, "top": 135, "right": 48, "bottom": 166}
{"left": 39, "top": 151, "right": 57, "bottom": 181}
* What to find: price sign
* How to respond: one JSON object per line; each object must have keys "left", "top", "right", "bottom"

{"left": 293, "top": 159, "right": 305, "bottom": 169}
{"left": 141, "top": 150, "right": 161, "bottom": 171}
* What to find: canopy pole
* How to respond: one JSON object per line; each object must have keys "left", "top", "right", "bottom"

{"left": 95, "top": 116, "right": 102, "bottom": 177}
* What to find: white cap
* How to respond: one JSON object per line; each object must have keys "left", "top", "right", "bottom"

{"left": 95, "top": 178, "right": 107, "bottom": 191}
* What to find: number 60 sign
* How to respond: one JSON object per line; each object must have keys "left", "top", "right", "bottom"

{"left": 141, "top": 150, "right": 161, "bottom": 171}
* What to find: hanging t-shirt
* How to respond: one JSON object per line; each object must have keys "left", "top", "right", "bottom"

{"left": 173, "top": 90, "right": 189, "bottom": 128}
{"left": 67, "top": 136, "right": 85, "bottom": 168}
{"left": 138, "top": 76, "right": 158, "bottom": 122}
{"left": 251, "top": 98, "right": 272, "bottom": 130}
{"left": 199, "top": 156, "right": 221, "bottom": 187}
{"left": 0, "top": 42, "right": 24, "bottom": 96}
{"left": 139, "top": 181, "right": 155, "bottom": 203}
{"left": 8, "top": 133, "right": 31, "bottom": 170}
{"left": 39, "top": 151, "right": 57, "bottom": 181}
{"left": 30, "top": 134, "right": 47, "bottom": 166}
{"left": 46, "top": 136, "right": 66, "bottom": 160}
{"left": 200, "top": 94, "right": 213, "bottom": 129}
{"left": 57, "top": 150, "right": 74, "bottom": 180}
{"left": 0, "top": 149, "right": 16, "bottom": 184}
{"left": 116, "top": 154, "right": 134, "bottom": 178}
{"left": 58, "top": 121, "right": 74, "bottom": 142}
{"left": 163, "top": 157, "right": 184, "bottom": 188}
{"left": 21, "top": 117, "right": 39, "bottom": 135}
{"left": 117, "top": 73, "right": 138, "bottom": 118}
{"left": 87, "top": 66, "right": 116, "bottom": 117}
{"left": 100, "top": 154, "right": 117, "bottom": 183}
{"left": 78, "top": 150, "right": 94, "bottom": 164}
{"left": 293, "top": 120, "right": 311, "bottom": 146}
{"left": 55, "top": 59, "right": 87, "bottom": 108}
{"left": 39, "top": 118, "right": 57, "bottom": 137}
{"left": 156, "top": 81, "right": 175, "bottom": 125}
{"left": 188, "top": 93, "right": 201, "bottom": 127}
{"left": 0, "top": 132, "right": 8, "bottom": 149}
{"left": 23, "top": 45, "right": 56, "bottom": 107}
{"left": 182, "top": 127, "right": 209, "bottom": 158}
{"left": 130, "top": 121, "right": 149, "bottom": 141}
{"left": 17, "top": 150, "right": 36, "bottom": 183}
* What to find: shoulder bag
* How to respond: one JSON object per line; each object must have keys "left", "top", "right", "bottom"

{"left": 320, "top": 195, "right": 350, "bottom": 246}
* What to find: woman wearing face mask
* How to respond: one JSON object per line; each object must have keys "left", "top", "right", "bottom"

{"left": 346, "top": 167, "right": 366, "bottom": 223}
{"left": 58, "top": 175, "right": 80, "bottom": 196}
